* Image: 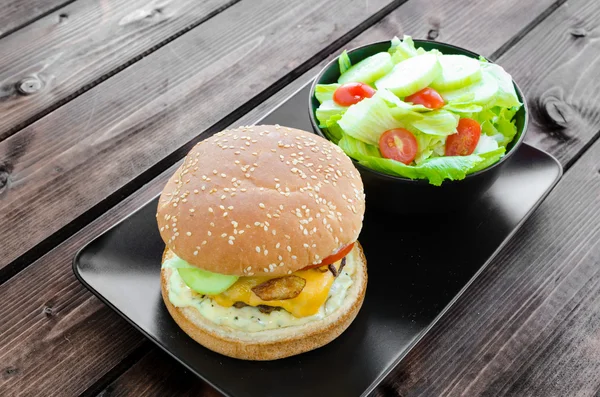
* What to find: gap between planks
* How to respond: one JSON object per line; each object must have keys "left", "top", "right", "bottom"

{"left": 0, "top": 0, "right": 405, "bottom": 285}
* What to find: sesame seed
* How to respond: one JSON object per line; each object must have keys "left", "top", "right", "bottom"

{"left": 220, "top": 195, "right": 226, "bottom": 200}
{"left": 256, "top": 246, "right": 261, "bottom": 253}
{"left": 223, "top": 212, "right": 228, "bottom": 217}
{"left": 276, "top": 243, "right": 280, "bottom": 249}
{"left": 287, "top": 246, "right": 291, "bottom": 252}
{"left": 186, "top": 232, "right": 192, "bottom": 236}
{"left": 208, "top": 207, "right": 213, "bottom": 213}
{"left": 193, "top": 251, "right": 198, "bottom": 256}
{"left": 259, "top": 203, "right": 265, "bottom": 209}
{"left": 189, "top": 209, "right": 195, "bottom": 213}
{"left": 221, "top": 233, "right": 227, "bottom": 238}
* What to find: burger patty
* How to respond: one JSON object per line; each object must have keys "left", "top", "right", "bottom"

{"left": 233, "top": 301, "right": 282, "bottom": 314}
{"left": 230, "top": 256, "right": 348, "bottom": 315}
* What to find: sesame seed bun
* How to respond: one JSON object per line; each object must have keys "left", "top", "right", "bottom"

{"left": 156, "top": 125, "right": 365, "bottom": 277}
{"left": 161, "top": 243, "right": 367, "bottom": 360}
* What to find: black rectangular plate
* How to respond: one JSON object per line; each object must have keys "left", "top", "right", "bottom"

{"left": 74, "top": 83, "right": 562, "bottom": 397}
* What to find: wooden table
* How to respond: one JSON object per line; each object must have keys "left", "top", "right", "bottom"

{"left": 1, "top": 0, "right": 599, "bottom": 395}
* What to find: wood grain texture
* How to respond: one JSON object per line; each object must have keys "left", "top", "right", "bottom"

{"left": 0, "top": 0, "right": 237, "bottom": 140}
{"left": 501, "top": 0, "right": 600, "bottom": 167}
{"left": 97, "top": 350, "right": 222, "bottom": 397}
{"left": 0, "top": 0, "right": 74, "bottom": 39}
{"left": 95, "top": 0, "right": 587, "bottom": 395}
{"left": 2, "top": 1, "right": 597, "bottom": 397}
{"left": 0, "top": 173, "right": 166, "bottom": 397}
{"left": 370, "top": 2, "right": 600, "bottom": 395}
{"left": 0, "top": 0, "right": 396, "bottom": 275}
{"left": 0, "top": 1, "right": 396, "bottom": 396}
{"left": 373, "top": 121, "right": 600, "bottom": 397}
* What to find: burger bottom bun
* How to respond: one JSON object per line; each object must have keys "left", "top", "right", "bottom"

{"left": 160, "top": 243, "right": 367, "bottom": 360}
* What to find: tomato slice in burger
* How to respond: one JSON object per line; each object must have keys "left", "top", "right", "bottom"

{"left": 302, "top": 243, "right": 355, "bottom": 270}
{"left": 378, "top": 128, "right": 418, "bottom": 165}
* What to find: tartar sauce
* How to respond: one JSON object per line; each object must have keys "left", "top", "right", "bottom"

{"left": 163, "top": 252, "right": 357, "bottom": 332}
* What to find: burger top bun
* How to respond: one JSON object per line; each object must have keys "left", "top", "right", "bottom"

{"left": 156, "top": 125, "right": 365, "bottom": 277}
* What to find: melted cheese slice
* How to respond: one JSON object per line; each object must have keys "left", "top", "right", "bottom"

{"left": 211, "top": 262, "right": 341, "bottom": 318}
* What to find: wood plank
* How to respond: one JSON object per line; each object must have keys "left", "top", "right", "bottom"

{"left": 373, "top": 123, "right": 600, "bottom": 397}
{"left": 500, "top": 0, "right": 600, "bottom": 166}
{"left": 98, "top": 0, "right": 600, "bottom": 395}
{"left": 0, "top": 0, "right": 397, "bottom": 276}
{"left": 371, "top": 1, "right": 600, "bottom": 394}
{"left": 4, "top": 0, "right": 568, "bottom": 396}
{"left": 0, "top": 1, "right": 397, "bottom": 396}
{"left": 98, "top": 350, "right": 222, "bottom": 397}
{"left": 0, "top": 0, "right": 237, "bottom": 140}
{"left": 0, "top": 0, "right": 74, "bottom": 39}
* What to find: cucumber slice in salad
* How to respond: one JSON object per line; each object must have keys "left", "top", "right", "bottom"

{"left": 178, "top": 267, "right": 239, "bottom": 295}
{"left": 374, "top": 53, "right": 441, "bottom": 97}
{"left": 440, "top": 71, "right": 498, "bottom": 106}
{"left": 338, "top": 52, "right": 393, "bottom": 84}
{"left": 430, "top": 55, "right": 482, "bottom": 91}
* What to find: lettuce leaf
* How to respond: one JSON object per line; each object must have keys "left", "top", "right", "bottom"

{"left": 473, "top": 134, "right": 499, "bottom": 154}
{"left": 388, "top": 35, "right": 420, "bottom": 63}
{"left": 322, "top": 114, "right": 345, "bottom": 144}
{"left": 480, "top": 62, "right": 521, "bottom": 109}
{"left": 471, "top": 106, "right": 519, "bottom": 147}
{"left": 337, "top": 91, "right": 406, "bottom": 145}
{"left": 339, "top": 50, "right": 352, "bottom": 74}
{"left": 414, "top": 133, "right": 446, "bottom": 165}
{"left": 411, "top": 110, "right": 459, "bottom": 136}
{"left": 338, "top": 133, "right": 505, "bottom": 186}
{"left": 314, "top": 83, "right": 340, "bottom": 103}
{"left": 315, "top": 100, "right": 347, "bottom": 126}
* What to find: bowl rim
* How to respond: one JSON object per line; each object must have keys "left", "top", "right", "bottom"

{"left": 308, "top": 39, "right": 529, "bottom": 185}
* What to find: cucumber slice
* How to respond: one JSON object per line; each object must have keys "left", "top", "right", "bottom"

{"left": 374, "top": 53, "right": 441, "bottom": 97}
{"left": 338, "top": 52, "right": 393, "bottom": 84}
{"left": 430, "top": 55, "right": 482, "bottom": 91}
{"left": 440, "top": 71, "right": 499, "bottom": 107}
{"left": 178, "top": 268, "right": 239, "bottom": 295}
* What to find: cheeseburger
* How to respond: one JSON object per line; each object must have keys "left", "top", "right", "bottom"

{"left": 157, "top": 125, "right": 367, "bottom": 360}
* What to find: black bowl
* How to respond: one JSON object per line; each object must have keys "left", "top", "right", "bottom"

{"left": 308, "top": 40, "right": 528, "bottom": 214}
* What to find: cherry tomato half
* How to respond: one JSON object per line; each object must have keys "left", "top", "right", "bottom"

{"left": 405, "top": 87, "right": 445, "bottom": 109}
{"left": 445, "top": 118, "right": 482, "bottom": 156}
{"left": 333, "top": 82, "right": 376, "bottom": 106}
{"left": 379, "top": 128, "right": 418, "bottom": 165}
{"left": 302, "top": 243, "right": 355, "bottom": 270}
